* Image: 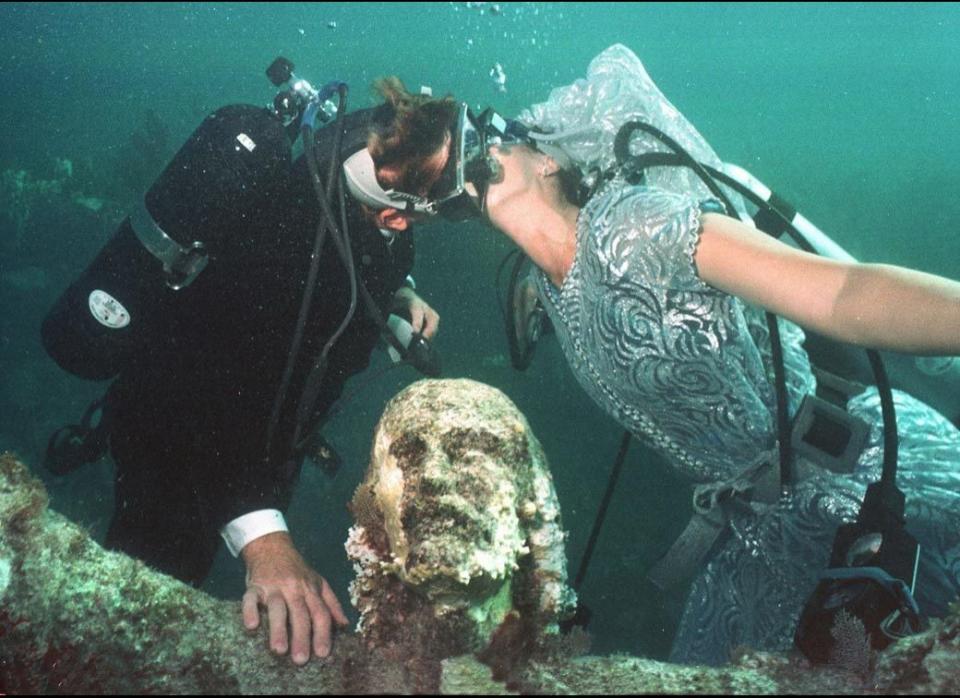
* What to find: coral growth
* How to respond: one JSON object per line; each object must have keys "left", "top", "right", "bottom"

{"left": 0, "top": 168, "right": 65, "bottom": 246}
{"left": 0, "top": 452, "right": 345, "bottom": 694}
{"left": 829, "top": 609, "right": 876, "bottom": 679}
{"left": 0, "top": 159, "right": 113, "bottom": 256}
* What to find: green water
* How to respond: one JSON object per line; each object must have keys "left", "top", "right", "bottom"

{"left": 1, "top": 2, "right": 959, "bottom": 660}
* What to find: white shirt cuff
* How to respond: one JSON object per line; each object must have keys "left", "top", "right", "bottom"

{"left": 220, "top": 509, "right": 289, "bottom": 557}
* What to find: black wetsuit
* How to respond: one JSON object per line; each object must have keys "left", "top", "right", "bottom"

{"left": 103, "top": 110, "right": 414, "bottom": 585}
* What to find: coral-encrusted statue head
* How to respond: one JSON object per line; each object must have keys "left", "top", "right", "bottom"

{"left": 345, "top": 379, "right": 575, "bottom": 661}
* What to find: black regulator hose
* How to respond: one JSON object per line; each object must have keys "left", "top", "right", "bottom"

{"left": 869, "top": 349, "right": 900, "bottom": 498}
{"left": 265, "top": 85, "right": 350, "bottom": 463}
{"left": 614, "top": 122, "right": 738, "bottom": 213}
{"left": 615, "top": 121, "right": 794, "bottom": 495}
{"left": 703, "top": 163, "right": 900, "bottom": 489}
{"left": 504, "top": 250, "right": 537, "bottom": 370}
{"left": 291, "top": 84, "right": 359, "bottom": 453}
{"left": 265, "top": 202, "right": 328, "bottom": 460}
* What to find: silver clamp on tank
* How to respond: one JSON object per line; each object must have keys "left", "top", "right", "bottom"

{"left": 129, "top": 200, "right": 209, "bottom": 290}
{"left": 720, "top": 163, "right": 856, "bottom": 262}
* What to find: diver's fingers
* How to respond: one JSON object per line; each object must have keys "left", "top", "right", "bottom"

{"left": 266, "top": 593, "right": 289, "bottom": 655}
{"left": 424, "top": 307, "right": 440, "bottom": 339}
{"left": 242, "top": 588, "right": 261, "bottom": 630}
{"left": 409, "top": 304, "right": 426, "bottom": 334}
{"left": 287, "top": 595, "right": 312, "bottom": 665}
{"left": 415, "top": 303, "right": 439, "bottom": 339}
{"left": 305, "top": 593, "right": 333, "bottom": 658}
{"left": 319, "top": 577, "right": 349, "bottom": 626}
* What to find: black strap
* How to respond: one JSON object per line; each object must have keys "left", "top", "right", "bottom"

{"left": 505, "top": 252, "right": 537, "bottom": 370}
{"left": 572, "top": 430, "right": 632, "bottom": 591}
{"left": 753, "top": 191, "right": 796, "bottom": 239}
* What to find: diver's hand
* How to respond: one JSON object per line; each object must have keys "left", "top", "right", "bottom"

{"left": 393, "top": 286, "right": 440, "bottom": 339}
{"left": 240, "top": 531, "right": 349, "bottom": 665}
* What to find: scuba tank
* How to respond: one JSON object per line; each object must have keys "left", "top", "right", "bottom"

{"left": 40, "top": 58, "right": 310, "bottom": 477}
{"left": 41, "top": 103, "right": 294, "bottom": 381}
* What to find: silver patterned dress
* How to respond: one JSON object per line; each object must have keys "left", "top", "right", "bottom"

{"left": 521, "top": 44, "right": 960, "bottom": 665}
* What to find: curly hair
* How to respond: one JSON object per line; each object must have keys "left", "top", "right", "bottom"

{"left": 367, "top": 77, "right": 459, "bottom": 196}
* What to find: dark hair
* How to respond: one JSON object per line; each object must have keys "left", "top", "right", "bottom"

{"left": 367, "top": 77, "right": 459, "bottom": 196}
{"left": 526, "top": 129, "right": 584, "bottom": 206}
{"left": 555, "top": 165, "right": 584, "bottom": 207}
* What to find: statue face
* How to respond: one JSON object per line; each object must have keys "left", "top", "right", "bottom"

{"left": 347, "top": 379, "right": 575, "bottom": 651}
{"left": 366, "top": 389, "right": 532, "bottom": 606}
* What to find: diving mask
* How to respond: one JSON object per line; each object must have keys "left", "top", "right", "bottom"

{"left": 342, "top": 102, "right": 532, "bottom": 221}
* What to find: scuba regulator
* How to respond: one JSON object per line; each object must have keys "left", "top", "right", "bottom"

{"left": 794, "top": 355, "right": 923, "bottom": 661}
{"left": 795, "top": 480, "right": 923, "bottom": 662}
{"left": 266, "top": 57, "right": 341, "bottom": 135}
{"left": 43, "top": 394, "right": 111, "bottom": 476}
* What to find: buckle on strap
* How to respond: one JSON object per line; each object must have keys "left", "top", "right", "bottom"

{"left": 648, "top": 458, "right": 780, "bottom": 591}
{"left": 129, "top": 200, "right": 209, "bottom": 290}
{"left": 647, "top": 482, "right": 755, "bottom": 591}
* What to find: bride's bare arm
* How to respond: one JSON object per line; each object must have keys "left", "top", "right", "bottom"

{"left": 695, "top": 212, "right": 960, "bottom": 355}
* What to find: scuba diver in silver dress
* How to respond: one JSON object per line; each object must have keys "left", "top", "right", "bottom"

{"left": 450, "top": 44, "right": 960, "bottom": 665}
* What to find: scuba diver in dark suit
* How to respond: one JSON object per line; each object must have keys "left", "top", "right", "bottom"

{"left": 42, "top": 60, "right": 460, "bottom": 665}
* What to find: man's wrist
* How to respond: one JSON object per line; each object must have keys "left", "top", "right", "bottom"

{"left": 220, "top": 509, "right": 289, "bottom": 558}
{"left": 240, "top": 530, "right": 297, "bottom": 567}
{"left": 391, "top": 284, "right": 418, "bottom": 314}
{"left": 393, "top": 285, "right": 415, "bottom": 300}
